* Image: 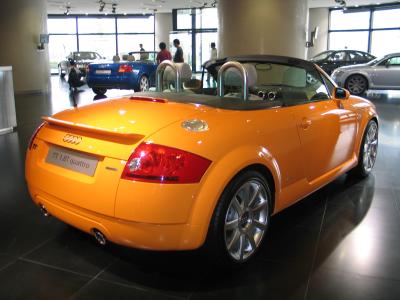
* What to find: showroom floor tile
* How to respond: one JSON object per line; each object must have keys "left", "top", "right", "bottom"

{"left": 0, "top": 77, "right": 400, "bottom": 299}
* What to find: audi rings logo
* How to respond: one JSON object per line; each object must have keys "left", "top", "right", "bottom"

{"left": 63, "top": 134, "right": 82, "bottom": 145}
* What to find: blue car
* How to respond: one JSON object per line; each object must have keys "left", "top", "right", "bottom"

{"left": 86, "top": 52, "right": 158, "bottom": 95}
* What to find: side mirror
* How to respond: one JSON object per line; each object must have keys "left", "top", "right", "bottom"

{"left": 334, "top": 87, "right": 350, "bottom": 99}
{"left": 385, "top": 60, "right": 391, "bottom": 68}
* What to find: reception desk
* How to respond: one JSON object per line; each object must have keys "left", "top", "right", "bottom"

{"left": 0, "top": 66, "right": 17, "bottom": 134}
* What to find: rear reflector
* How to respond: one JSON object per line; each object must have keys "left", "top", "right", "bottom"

{"left": 28, "top": 122, "right": 46, "bottom": 150}
{"left": 118, "top": 65, "right": 133, "bottom": 73}
{"left": 121, "top": 143, "right": 211, "bottom": 184}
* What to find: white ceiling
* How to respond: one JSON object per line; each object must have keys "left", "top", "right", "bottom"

{"left": 47, "top": 0, "right": 400, "bottom": 14}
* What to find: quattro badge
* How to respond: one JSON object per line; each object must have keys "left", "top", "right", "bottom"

{"left": 63, "top": 134, "right": 82, "bottom": 145}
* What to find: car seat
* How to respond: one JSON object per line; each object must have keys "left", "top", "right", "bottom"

{"left": 223, "top": 63, "right": 259, "bottom": 100}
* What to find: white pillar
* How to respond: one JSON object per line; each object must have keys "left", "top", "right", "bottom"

{"left": 155, "top": 13, "right": 173, "bottom": 51}
{"left": 218, "top": 0, "right": 309, "bottom": 59}
{"left": 0, "top": 0, "right": 50, "bottom": 93}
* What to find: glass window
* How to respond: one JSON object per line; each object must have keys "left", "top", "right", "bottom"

{"left": 348, "top": 51, "right": 365, "bottom": 62}
{"left": 387, "top": 56, "right": 400, "bottom": 66}
{"left": 330, "top": 10, "right": 370, "bottom": 30}
{"left": 200, "top": 8, "right": 218, "bottom": 29}
{"left": 371, "top": 30, "right": 400, "bottom": 57}
{"left": 321, "top": 73, "right": 336, "bottom": 96}
{"left": 117, "top": 16, "right": 154, "bottom": 33}
{"left": 329, "top": 51, "right": 348, "bottom": 61}
{"left": 329, "top": 31, "right": 369, "bottom": 52}
{"left": 78, "top": 18, "right": 115, "bottom": 33}
{"left": 312, "top": 51, "right": 334, "bottom": 61}
{"left": 117, "top": 34, "right": 155, "bottom": 55}
{"left": 48, "top": 18, "right": 76, "bottom": 34}
{"left": 48, "top": 35, "right": 77, "bottom": 72}
{"left": 177, "top": 9, "right": 192, "bottom": 30}
{"left": 305, "top": 70, "right": 330, "bottom": 102}
{"left": 170, "top": 31, "right": 192, "bottom": 65}
{"left": 195, "top": 32, "right": 218, "bottom": 72}
{"left": 78, "top": 35, "right": 116, "bottom": 59}
{"left": 373, "top": 8, "right": 400, "bottom": 29}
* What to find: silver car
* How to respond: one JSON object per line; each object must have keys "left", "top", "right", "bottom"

{"left": 331, "top": 53, "right": 400, "bottom": 95}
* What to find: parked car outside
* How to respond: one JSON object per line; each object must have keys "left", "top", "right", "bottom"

{"left": 26, "top": 55, "right": 378, "bottom": 265}
{"left": 58, "top": 51, "right": 104, "bottom": 77}
{"left": 310, "top": 50, "right": 375, "bottom": 75}
{"left": 331, "top": 52, "right": 400, "bottom": 95}
{"left": 86, "top": 51, "right": 158, "bottom": 95}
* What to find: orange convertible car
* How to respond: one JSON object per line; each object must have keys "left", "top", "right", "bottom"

{"left": 25, "top": 55, "right": 378, "bottom": 264}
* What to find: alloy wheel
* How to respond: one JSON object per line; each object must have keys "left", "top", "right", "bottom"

{"left": 139, "top": 76, "right": 149, "bottom": 91}
{"left": 363, "top": 121, "right": 378, "bottom": 173}
{"left": 224, "top": 179, "right": 269, "bottom": 262}
{"left": 346, "top": 75, "right": 367, "bottom": 95}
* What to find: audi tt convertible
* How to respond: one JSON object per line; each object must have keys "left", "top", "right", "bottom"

{"left": 25, "top": 55, "right": 378, "bottom": 265}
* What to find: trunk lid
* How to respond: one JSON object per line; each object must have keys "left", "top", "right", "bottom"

{"left": 27, "top": 96, "right": 208, "bottom": 217}
{"left": 44, "top": 96, "right": 207, "bottom": 159}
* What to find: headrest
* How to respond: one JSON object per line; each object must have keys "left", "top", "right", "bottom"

{"left": 127, "top": 55, "right": 135, "bottom": 62}
{"left": 122, "top": 54, "right": 128, "bottom": 60}
{"left": 223, "top": 63, "right": 257, "bottom": 87}
{"left": 163, "top": 62, "right": 192, "bottom": 83}
{"left": 112, "top": 55, "right": 120, "bottom": 62}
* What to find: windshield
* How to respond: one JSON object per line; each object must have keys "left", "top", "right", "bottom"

{"left": 367, "top": 54, "right": 393, "bottom": 66}
{"left": 73, "top": 52, "right": 99, "bottom": 60}
{"left": 312, "top": 51, "right": 334, "bottom": 61}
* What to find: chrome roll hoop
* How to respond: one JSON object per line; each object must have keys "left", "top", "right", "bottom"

{"left": 217, "top": 61, "right": 249, "bottom": 101}
{"left": 156, "top": 60, "right": 182, "bottom": 92}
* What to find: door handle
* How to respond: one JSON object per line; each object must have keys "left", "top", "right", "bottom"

{"left": 301, "top": 118, "right": 312, "bottom": 129}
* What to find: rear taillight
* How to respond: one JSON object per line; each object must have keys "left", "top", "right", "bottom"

{"left": 28, "top": 122, "right": 46, "bottom": 150}
{"left": 121, "top": 143, "right": 211, "bottom": 184}
{"left": 118, "top": 64, "right": 133, "bottom": 73}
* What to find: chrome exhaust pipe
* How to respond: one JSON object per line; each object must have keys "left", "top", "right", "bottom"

{"left": 40, "top": 204, "right": 50, "bottom": 217}
{"left": 92, "top": 229, "right": 107, "bottom": 246}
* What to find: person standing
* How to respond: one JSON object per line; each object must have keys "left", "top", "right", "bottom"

{"left": 139, "top": 43, "right": 148, "bottom": 60}
{"left": 210, "top": 42, "right": 217, "bottom": 60}
{"left": 156, "top": 42, "right": 172, "bottom": 64}
{"left": 173, "top": 39, "right": 184, "bottom": 63}
{"left": 207, "top": 42, "right": 218, "bottom": 82}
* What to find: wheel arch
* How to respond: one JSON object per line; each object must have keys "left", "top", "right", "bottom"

{"left": 354, "top": 114, "right": 379, "bottom": 162}
{"left": 186, "top": 145, "right": 281, "bottom": 249}
{"left": 236, "top": 163, "right": 276, "bottom": 213}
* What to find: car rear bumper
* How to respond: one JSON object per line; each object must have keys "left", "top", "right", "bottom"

{"left": 86, "top": 74, "right": 138, "bottom": 90}
{"left": 28, "top": 185, "right": 204, "bottom": 250}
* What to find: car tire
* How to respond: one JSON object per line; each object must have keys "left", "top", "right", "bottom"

{"left": 345, "top": 74, "right": 368, "bottom": 95}
{"left": 204, "top": 170, "right": 272, "bottom": 266}
{"left": 136, "top": 75, "right": 149, "bottom": 92}
{"left": 92, "top": 88, "right": 107, "bottom": 95}
{"left": 58, "top": 65, "right": 65, "bottom": 78}
{"left": 350, "top": 119, "right": 378, "bottom": 178}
